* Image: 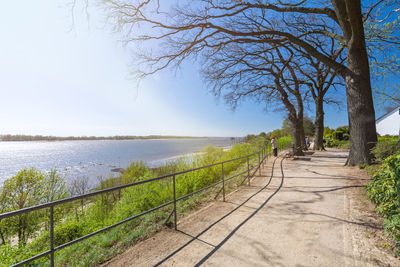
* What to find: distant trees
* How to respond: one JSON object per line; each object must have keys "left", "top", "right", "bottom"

{"left": 244, "top": 134, "right": 257, "bottom": 143}
{"left": 277, "top": 117, "right": 315, "bottom": 140}
{"left": 258, "top": 132, "right": 267, "bottom": 139}
{"left": 0, "top": 135, "right": 202, "bottom": 142}
{"left": 303, "top": 117, "right": 316, "bottom": 138}
{"left": 204, "top": 42, "right": 310, "bottom": 155}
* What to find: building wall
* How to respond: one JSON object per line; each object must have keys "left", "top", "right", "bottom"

{"left": 376, "top": 109, "right": 399, "bottom": 136}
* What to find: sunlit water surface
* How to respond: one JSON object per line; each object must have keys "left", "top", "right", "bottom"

{"left": 0, "top": 138, "right": 232, "bottom": 187}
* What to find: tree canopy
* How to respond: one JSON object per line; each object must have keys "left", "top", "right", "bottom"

{"left": 95, "top": 0, "right": 400, "bottom": 164}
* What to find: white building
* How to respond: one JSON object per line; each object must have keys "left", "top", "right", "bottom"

{"left": 376, "top": 106, "right": 400, "bottom": 136}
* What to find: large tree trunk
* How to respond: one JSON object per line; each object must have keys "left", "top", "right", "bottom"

{"left": 292, "top": 118, "right": 305, "bottom": 156}
{"left": 345, "top": 67, "right": 377, "bottom": 165}
{"left": 295, "top": 93, "right": 307, "bottom": 151}
{"left": 298, "top": 109, "right": 307, "bottom": 151}
{"left": 313, "top": 96, "right": 325, "bottom": 150}
{"left": 344, "top": 1, "right": 377, "bottom": 165}
{"left": 275, "top": 79, "right": 304, "bottom": 156}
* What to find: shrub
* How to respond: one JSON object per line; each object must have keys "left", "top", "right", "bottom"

{"left": 122, "top": 161, "right": 150, "bottom": 183}
{"left": 0, "top": 244, "right": 21, "bottom": 266}
{"left": 326, "top": 137, "right": 340, "bottom": 147}
{"left": 366, "top": 154, "right": 400, "bottom": 216}
{"left": 371, "top": 139, "right": 400, "bottom": 162}
{"left": 366, "top": 154, "right": 400, "bottom": 250}
{"left": 336, "top": 126, "right": 349, "bottom": 134}
{"left": 0, "top": 169, "right": 46, "bottom": 246}
{"left": 333, "top": 130, "right": 344, "bottom": 141}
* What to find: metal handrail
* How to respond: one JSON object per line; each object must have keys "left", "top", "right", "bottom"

{"left": 0, "top": 148, "right": 264, "bottom": 219}
{"left": 0, "top": 142, "right": 288, "bottom": 267}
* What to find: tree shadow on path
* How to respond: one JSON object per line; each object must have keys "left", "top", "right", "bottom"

{"left": 154, "top": 158, "right": 283, "bottom": 266}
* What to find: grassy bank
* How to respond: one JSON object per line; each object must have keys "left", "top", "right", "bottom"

{"left": 0, "top": 137, "right": 292, "bottom": 266}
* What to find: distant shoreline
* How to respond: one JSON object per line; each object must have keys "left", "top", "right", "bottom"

{"left": 0, "top": 134, "right": 214, "bottom": 142}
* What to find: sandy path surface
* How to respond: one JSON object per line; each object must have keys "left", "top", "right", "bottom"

{"left": 103, "top": 149, "right": 399, "bottom": 266}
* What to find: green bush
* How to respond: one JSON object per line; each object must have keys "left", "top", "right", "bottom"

{"left": 366, "top": 154, "right": 400, "bottom": 250}
{"left": 277, "top": 136, "right": 293, "bottom": 147}
{"left": 325, "top": 136, "right": 349, "bottom": 149}
{"left": 371, "top": 139, "right": 400, "bottom": 162}
{"left": 324, "top": 126, "right": 351, "bottom": 148}
{"left": 0, "top": 244, "right": 22, "bottom": 266}
{"left": 326, "top": 137, "right": 339, "bottom": 147}
{"left": 333, "top": 130, "right": 344, "bottom": 141}
{"left": 367, "top": 154, "right": 400, "bottom": 216}
{"left": 336, "top": 126, "right": 349, "bottom": 134}
{"left": 121, "top": 161, "right": 150, "bottom": 183}
{"left": 384, "top": 214, "right": 400, "bottom": 248}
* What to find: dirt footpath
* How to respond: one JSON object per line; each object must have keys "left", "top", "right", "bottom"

{"left": 103, "top": 149, "right": 399, "bottom": 266}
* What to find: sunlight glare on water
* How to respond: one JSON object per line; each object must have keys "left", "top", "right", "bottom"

{"left": 0, "top": 138, "right": 232, "bottom": 187}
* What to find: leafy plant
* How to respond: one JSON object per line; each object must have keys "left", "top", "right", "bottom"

{"left": 366, "top": 154, "right": 400, "bottom": 251}
{"left": 0, "top": 168, "right": 46, "bottom": 246}
{"left": 371, "top": 139, "right": 400, "bottom": 162}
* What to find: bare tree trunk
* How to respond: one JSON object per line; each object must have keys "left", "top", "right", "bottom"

{"left": 344, "top": 1, "right": 377, "bottom": 165}
{"left": 314, "top": 96, "right": 325, "bottom": 150}
{"left": 298, "top": 106, "right": 307, "bottom": 151}
{"left": 292, "top": 119, "right": 305, "bottom": 156}
{"left": 291, "top": 86, "right": 307, "bottom": 151}
{"left": 345, "top": 71, "right": 377, "bottom": 165}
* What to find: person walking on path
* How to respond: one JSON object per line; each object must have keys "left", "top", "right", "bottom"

{"left": 305, "top": 137, "right": 311, "bottom": 148}
{"left": 271, "top": 136, "right": 278, "bottom": 157}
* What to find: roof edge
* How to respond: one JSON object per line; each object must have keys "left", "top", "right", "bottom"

{"left": 376, "top": 105, "right": 400, "bottom": 122}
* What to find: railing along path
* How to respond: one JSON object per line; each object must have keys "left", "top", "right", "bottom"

{"left": 0, "top": 142, "right": 288, "bottom": 266}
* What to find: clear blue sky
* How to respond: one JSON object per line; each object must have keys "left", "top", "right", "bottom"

{"left": 0, "top": 0, "right": 351, "bottom": 137}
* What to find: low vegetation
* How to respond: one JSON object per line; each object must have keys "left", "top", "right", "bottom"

{"left": 366, "top": 152, "right": 400, "bottom": 253}
{"left": 370, "top": 136, "right": 400, "bottom": 163}
{"left": 324, "top": 126, "right": 350, "bottom": 149}
{"left": 0, "top": 137, "right": 292, "bottom": 266}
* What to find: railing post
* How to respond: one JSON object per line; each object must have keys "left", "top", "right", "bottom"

{"left": 222, "top": 163, "right": 225, "bottom": 202}
{"left": 263, "top": 148, "right": 265, "bottom": 163}
{"left": 50, "top": 206, "right": 54, "bottom": 267}
{"left": 173, "top": 174, "right": 177, "bottom": 231}
{"left": 247, "top": 157, "right": 250, "bottom": 185}
{"left": 258, "top": 152, "right": 261, "bottom": 176}
{"left": 262, "top": 148, "right": 264, "bottom": 163}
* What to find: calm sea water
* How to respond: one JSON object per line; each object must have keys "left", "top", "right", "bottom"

{"left": 0, "top": 138, "right": 232, "bottom": 187}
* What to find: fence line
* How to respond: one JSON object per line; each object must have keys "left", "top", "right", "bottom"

{"left": 1, "top": 141, "right": 290, "bottom": 267}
